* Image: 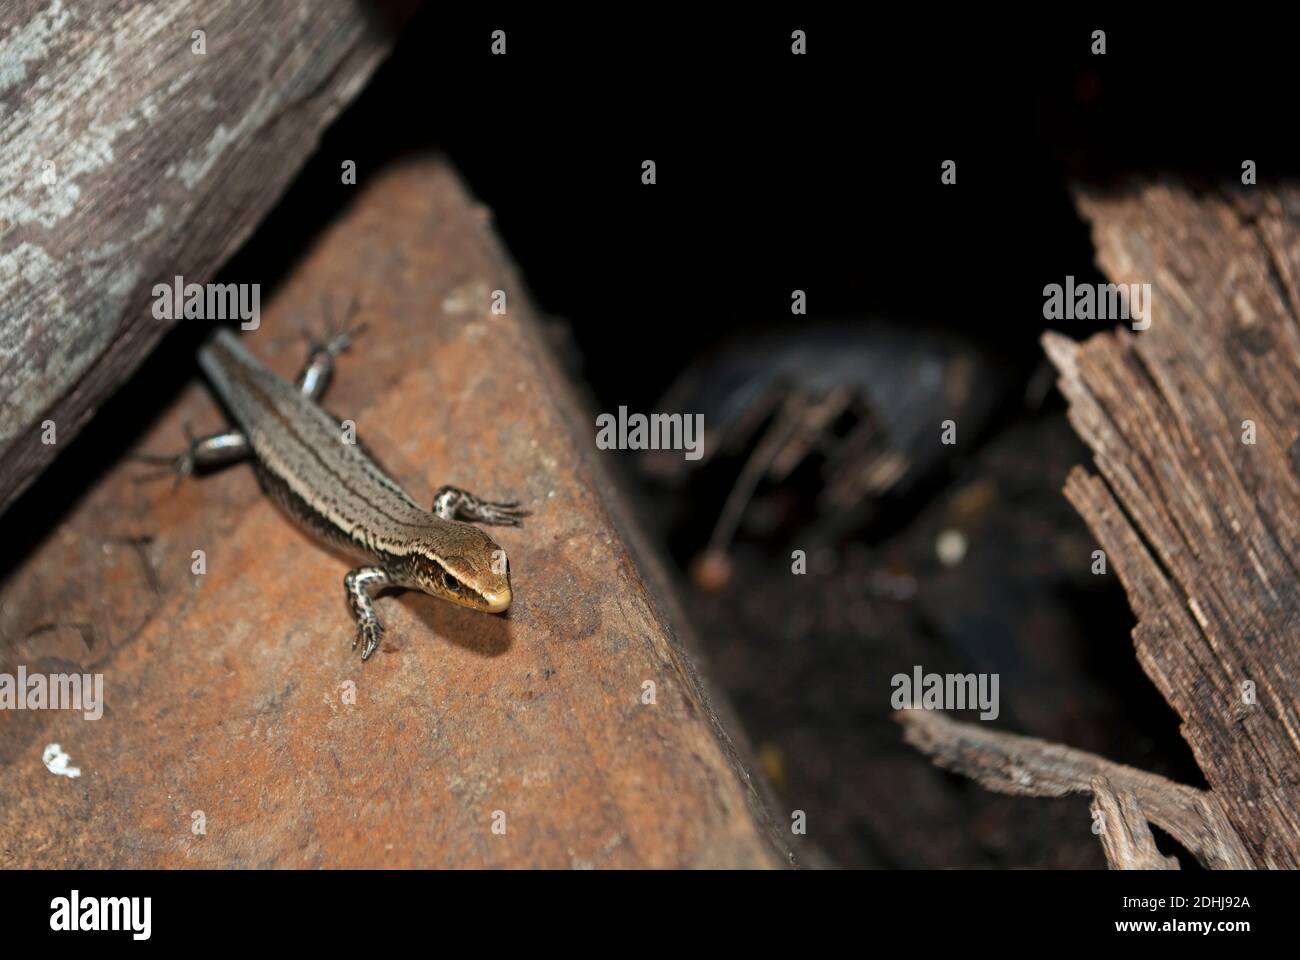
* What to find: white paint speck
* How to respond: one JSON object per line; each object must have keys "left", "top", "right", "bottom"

{"left": 42, "top": 742, "right": 81, "bottom": 778}
{"left": 935, "top": 529, "right": 968, "bottom": 568}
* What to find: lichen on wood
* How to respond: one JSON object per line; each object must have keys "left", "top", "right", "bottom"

{"left": 0, "top": 0, "right": 401, "bottom": 515}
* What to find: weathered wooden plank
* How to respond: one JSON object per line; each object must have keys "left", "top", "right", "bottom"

{"left": 1043, "top": 182, "right": 1300, "bottom": 868}
{"left": 904, "top": 180, "right": 1300, "bottom": 869}
{"left": 0, "top": 157, "right": 791, "bottom": 868}
{"left": 0, "top": 0, "right": 402, "bottom": 516}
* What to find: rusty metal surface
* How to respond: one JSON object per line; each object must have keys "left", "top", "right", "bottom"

{"left": 0, "top": 157, "right": 788, "bottom": 868}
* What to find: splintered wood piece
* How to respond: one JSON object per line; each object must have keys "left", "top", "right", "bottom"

{"left": 898, "top": 710, "right": 1252, "bottom": 869}
{"left": 902, "top": 179, "right": 1300, "bottom": 870}
{"left": 1090, "top": 776, "right": 1179, "bottom": 870}
{"left": 1046, "top": 182, "right": 1300, "bottom": 868}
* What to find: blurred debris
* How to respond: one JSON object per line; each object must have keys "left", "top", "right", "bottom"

{"left": 934, "top": 529, "right": 968, "bottom": 567}
{"left": 637, "top": 404, "right": 1201, "bottom": 867}
{"left": 640, "top": 321, "right": 1008, "bottom": 588}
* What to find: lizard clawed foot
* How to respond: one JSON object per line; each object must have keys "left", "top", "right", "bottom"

{"left": 344, "top": 566, "right": 392, "bottom": 662}
{"left": 309, "top": 294, "right": 366, "bottom": 358}
{"left": 463, "top": 499, "right": 530, "bottom": 526}
{"left": 354, "top": 617, "right": 385, "bottom": 660}
{"left": 130, "top": 422, "right": 199, "bottom": 491}
{"left": 431, "top": 485, "right": 531, "bottom": 526}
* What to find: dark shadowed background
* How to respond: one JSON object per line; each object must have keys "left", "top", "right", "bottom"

{"left": 4, "top": 9, "right": 1290, "bottom": 867}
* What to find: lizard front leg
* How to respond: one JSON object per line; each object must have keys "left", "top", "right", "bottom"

{"left": 344, "top": 566, "right": 393, "bottom": 660}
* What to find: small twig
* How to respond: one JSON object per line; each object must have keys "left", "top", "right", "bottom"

{"left": 898, "top": 710, "right": 1254, "bottom": 869}
{"left": 1090, "top": 776, "right": 1179, "bottom": 870}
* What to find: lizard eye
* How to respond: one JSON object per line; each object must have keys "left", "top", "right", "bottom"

{"left": 442, "top": 572, "right": 461, "bottom": 592}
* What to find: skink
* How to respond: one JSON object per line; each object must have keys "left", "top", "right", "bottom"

{"left": 141, "top": 317, "right": 526, "bottom": 660}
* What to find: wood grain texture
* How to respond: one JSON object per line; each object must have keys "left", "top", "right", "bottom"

{"left": 0, "top": 157, "right": 791, "bottom": 868}
{"left": 1044, "top": 181, "right": 1300, "bottom": 868}
{"left": 904, "top": 180, "right": 1300, "bottom": 869}
{"left": 1089, "top": 776, "right": 1179, "bottom": 870}
{"left": 0, "top": 0, "right": 402, "bottom": 517}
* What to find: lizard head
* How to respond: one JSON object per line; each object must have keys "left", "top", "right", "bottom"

{"left": 405, "top": 525, "right": 513, "bottom": 614}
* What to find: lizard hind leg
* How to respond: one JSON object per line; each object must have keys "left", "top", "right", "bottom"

{"left": 431, "top": 485, "right": 530, "bottom": 526}
{"left": 132, "top": 423, "right": 250, "bottom": 489}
